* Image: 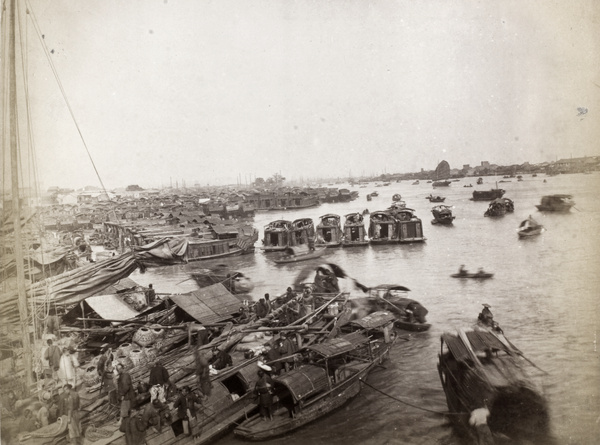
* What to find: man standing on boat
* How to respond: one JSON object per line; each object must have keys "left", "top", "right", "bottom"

{"left": 116, "top": 364, "right": 136, "bottom": 425}
{"left": 254, "top": 369, "right": 273, "bottom": 421}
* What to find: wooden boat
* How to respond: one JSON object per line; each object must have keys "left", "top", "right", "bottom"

{"left": 432, "top": 180, "right": 451, "bottom": 187}
{"left": 262, "top": 220, "right": 292, "bottom": 252}
{"left": 425, "top": 194, "right": 446, "bottom": 202}
{"left": 315, "top": 214, "right": 343, "bottom": 248}
{"left": 289, "top": 218, "right": 315, "bottom": 249}
{"left": 341, "top": 213, "right": 369, "bottom": 247}
{"left": 386, "top": 207, "right": 426, "bottom": 243}
{"left": 517, "top": 216, "right": 544, "bottom": 238}
{"left": 273, "top": 246, "right": 327, "bottom": 264}
{"left": 471, "top": 188, "right": 505, "bottom": 201}
{"left": 484, "top": 198, "right": 511, "bottom": 217}
{"left": 431, "top": 205, "right": 455, "bottom": 225}
{"left": 451, "top": 269, "right": 494, "bottom": 279}
{"left": 368, "top": 211, "right": 399, "bottom": 244}
{"left": 477, "top": 177, "right": 483, "bottom": 185}
{"left": 365, "top": 285, "right": 431, "bottom": 332}
{"left": 463, "top": 184, "right": 473, "bottom": 187}
{"left": 535, "top": 194, "right": 575, "bottom": 212}
{"left": 190, "top": 266, "right": 253, "bottom": 294}
{"left": 233, "top": 313, "right": 395, "bottom": 440}
{"left": 412, "top": 180, "right": 420, "bottom": 185}
{"left": 392, "top": 193, "right": 402, "bottom": 202}
{"left": 438, "top": 328, "right": 552, "bottom": 444}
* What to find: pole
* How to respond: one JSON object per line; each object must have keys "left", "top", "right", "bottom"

{"left": 8, "top": 0, "right": 33, "bottom": 395}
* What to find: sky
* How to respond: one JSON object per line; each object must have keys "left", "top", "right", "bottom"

{"left": 6, "top": 0, "right": 600, "bottom": 190}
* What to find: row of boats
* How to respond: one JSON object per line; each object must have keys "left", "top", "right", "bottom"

{"left": 262, "top": 207, "right": 427, "bottom": 252}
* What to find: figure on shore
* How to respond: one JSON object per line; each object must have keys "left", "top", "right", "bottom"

{"left": 255, "top": 298, "right": 269, "bottom": 319}
{"left": 142, "top": 398, "right": 163, "bottom": 434}
{"left": 211, "top": 347, "right": 233, "bottom": 371}
{"left": 18, "top": 409, "right": 38, "bottom": 433}
{"left": 148, "top": 359, "right": 170, "bottom": 403}
{"left": 116, "top": 363, "right": 136, "bottom": 425}
{"left": 44, "top": 339, "right": 62, "bottom": 380}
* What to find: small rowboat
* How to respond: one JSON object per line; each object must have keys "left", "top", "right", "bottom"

{"left": 451, "top": 272, "right": 494, "bottom": 279}
{"left": 273, "top": 247, "right": 327, "bottom": 264}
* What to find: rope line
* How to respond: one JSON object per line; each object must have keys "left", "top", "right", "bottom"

{"left": 359, "top": 378, "right": 464, "bottom": 417}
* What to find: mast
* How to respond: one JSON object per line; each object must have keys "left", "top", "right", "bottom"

{"left": 6, "top": 0, "right": 33, "bottom": 394}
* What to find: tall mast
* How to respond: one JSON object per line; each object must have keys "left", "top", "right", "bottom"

{"left": 7, "top": 0, "right": 33, "bottom": 394}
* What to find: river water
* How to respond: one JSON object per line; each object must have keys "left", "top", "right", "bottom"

{"left": 130, "top": 173, "right": 600, "bottom": 445}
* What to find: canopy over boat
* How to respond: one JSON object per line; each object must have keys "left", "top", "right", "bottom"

{"left": 272, "top": 365, "right": 329, "bottom": 403}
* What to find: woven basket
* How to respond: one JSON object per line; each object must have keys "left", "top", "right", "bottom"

{"left": 133, "top": 328, "right": 155, "bottom": 347}
{"left": 85, "top": 423, "right": 115, "bottom": 442}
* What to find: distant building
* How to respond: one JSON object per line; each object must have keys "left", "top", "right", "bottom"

{"left": 481, "top": 161, "right": 490, "bottom": 168}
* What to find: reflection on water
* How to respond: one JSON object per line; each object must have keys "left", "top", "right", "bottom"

{"left": 130, "top": 174, "right": 600, "bottom": 445}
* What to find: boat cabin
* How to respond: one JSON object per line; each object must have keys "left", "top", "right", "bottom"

{"left": 536, "top": 194, "right": 575, "bottom": 212}
{"left": 316, "top": 214, "right": 343, "bottom": 247}
{"left": 368, "top": 211, "right": 399, "bottom": 244}
{"left": 289, "top": 218, "right": 315, "bottom": 247}
{"left": 387, "top": 208, "right": 426, "bottom": 243}
{"left": 262, "top": 220, "right": 292, "bottom": 252}
{"left": 342, "top": 213, "right": 368, "bottom": 246}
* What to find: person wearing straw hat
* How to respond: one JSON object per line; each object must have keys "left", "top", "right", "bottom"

{"left": 478, "top": 304, "right": 494, "bottom": 326}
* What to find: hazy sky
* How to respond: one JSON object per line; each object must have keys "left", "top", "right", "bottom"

{"left": 12, "top": 0, "right": 600, "bottom": 189}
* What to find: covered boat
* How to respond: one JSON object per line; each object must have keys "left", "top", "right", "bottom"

{"left": 368, "top": 211, "right": 399, "bottom": 244}
{"left": 471, "top": 188, "right": 505, "bottom": 201}
{"left": 518, "top": 215, "right": 545, "bottom": 238}
{"left": 289, "top": 218, "right": 315, "bottom": 248}
{"left": 477, "top": 177, "right": 483, "bottom": 185}
{"left": 387, "top": 207, "right": 426, "bottom": 243}
{"left": 341, "top": 213, "right": 369, "bottom": 247}
{"left": 262, "top": 220, "right": 292, "bottom": 252}
{"left": 365, "top": 285, "right": 430, "bottom": 332}
{"left": 484, "top": 198, "right": 511, "bottom": 217}
{"left": 233, "top": 315, "right": 395, "bottom": 440}
{"left": 438, "top": 329, "right": 552, "bottom": 444}
{"left": 535, "top": 194, "right": 575, "bottom": 212}
{"left": 315, "top": 214, "right": 343, "bottom": 247}
{"left": 431, "top": 205, "right": 455, "bottom": 225}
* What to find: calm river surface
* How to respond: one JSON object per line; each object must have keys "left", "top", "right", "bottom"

{"left": 130, "top": 173, "right": 600, "bottom": 445}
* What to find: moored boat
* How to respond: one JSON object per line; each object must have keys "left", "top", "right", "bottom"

{"left": 535, "top": 194, "right": 575, "bottom": 212}
{"left": 438, "top": 328, "right": 552, "bottom": 445}
{"left": 484, "top": 198, "right": 511, "bottom": 217}
{"left": 368, "top": 211, "right": 399, "bottom": 244}
{"left": 387, "top": 207, "right": 426, "bottom": 243}
{"left": 315, "top": 214, "right": 343, "bottom": 248}
{"left": 273, "top": 246, "right": 327, "bottom": 264}
{"left": 262, "top": 220, "right": 292, "bottom": 252}
{"left": 471, "top": 188, "right": 505, "bottom": 201}
{"left": 431, "top": 205, "right": 455, "bottom": 225}
{"left": 341, "top": 213, "right": 369, "bottom": 247}
{"left": 289, "top": 218, "right": 315, "bottom": 248}
{"left": 233, "top": 313, "right": 395, "bottom": 440}
{"left": 477, "top": 177, "right": 483, "bottom": 185}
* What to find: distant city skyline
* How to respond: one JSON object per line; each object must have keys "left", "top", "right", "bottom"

{"left": 6, "top": 0, "right": 599, "bottom": 192}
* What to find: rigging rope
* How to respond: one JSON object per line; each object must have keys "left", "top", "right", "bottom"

{"left": 23, "top": 0, "right": 112, "bottom": 201}
{"left": 359, "top": 378, "right": 464, "bottom": 417}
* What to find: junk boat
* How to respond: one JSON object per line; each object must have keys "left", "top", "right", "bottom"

{"left": 535, "top": 194, "right": 575, "bottom": 212}
{"left": 431, "top": 205, "right": 455, "bottom": 225}
{"left": 438, "top": 328, "right": 552, "bottom": 445}
{"left": 315, "top": 214, "right": 343, "bottom": 248}
{"left": 262, "top": 220, "right": 292, "bottom": 252}
{"left": 471, "top": 189, "right": 505, "bottom": 201}
{"left": 233, "top": 312, "right": 396, "bottom": 441}
{"left": 341, "top": 213, "right": 369, "bottom": 247}
{"left": 517, "top": 215, "right": 545, "bottom": 238}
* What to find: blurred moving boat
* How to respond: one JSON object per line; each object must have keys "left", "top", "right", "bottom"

{"left": 517, "top": 215, "right": 545, "bottom": 238}
{"left": 366, "top": 284, "right": 431, "bottom": 332}
{"left": 535, "top": 194, "right": 575, "bottom": 212}
{"left": 431, "top": 205, "right": 455, "bottom": 225}
{"left": 438, "top": 328, "right": 552, "bottom": 445}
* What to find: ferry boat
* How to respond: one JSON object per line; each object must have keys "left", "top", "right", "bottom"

{"left": 341, "top": 213, "right": 369, "bottom": 247}
{"left": 315, "top": 214, "right": 343, "bottom": 247}
{"left": 262, "top": 220, "right": 292, "bottom": 252}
